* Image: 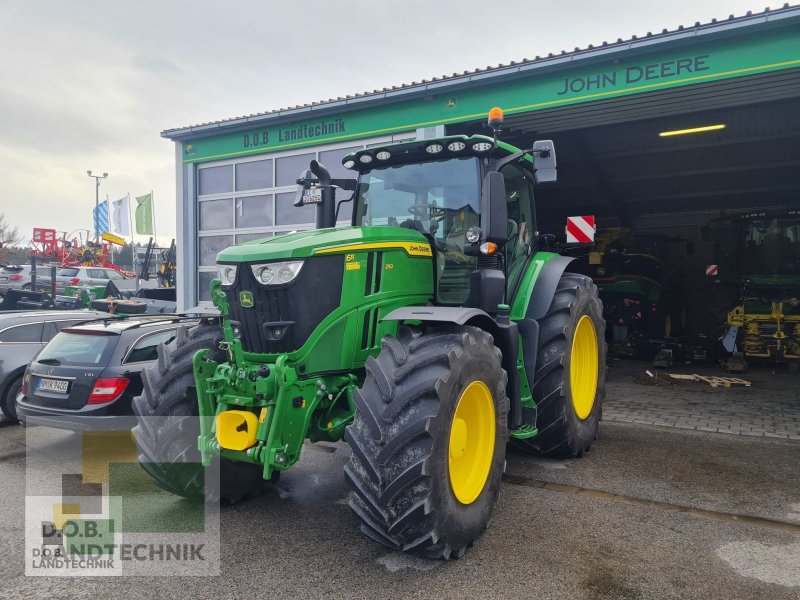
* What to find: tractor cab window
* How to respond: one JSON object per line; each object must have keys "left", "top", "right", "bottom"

{"left": 501, "top": 163, "right": 536, "bottom": 296}
{"left": 354, "top": 157, "right": 481, "bottom": 304}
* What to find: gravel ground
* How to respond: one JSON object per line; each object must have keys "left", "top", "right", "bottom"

{"left": 0, "top": 418, "right": 798, "bottom": 599}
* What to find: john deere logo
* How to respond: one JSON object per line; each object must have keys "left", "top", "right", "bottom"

{"left": 239, "top": 291, "right": 254, "bottom": 308}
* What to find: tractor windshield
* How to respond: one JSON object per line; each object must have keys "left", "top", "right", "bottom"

{"left": 711, "top": 216, "right": 800, "bottom": 276}
{"left": 354, "top": 157, "right": 481, "bottom": 304}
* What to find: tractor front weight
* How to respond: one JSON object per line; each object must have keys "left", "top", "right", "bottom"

{"left": 192, "top": 343, "right": 358, "bottom": 481}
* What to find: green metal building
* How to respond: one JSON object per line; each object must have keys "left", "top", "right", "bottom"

{"left": 162, "top": 6, "right": 800, "bottom": 310}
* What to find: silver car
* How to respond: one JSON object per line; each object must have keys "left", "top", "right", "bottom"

{"left": 0, "top": 310, "right": 107, "bottom": 421}
{"left": 54, "top": 267, "right": 135, "bottom": 294}
{"left": 0, "top": 265, "right": 30, "bottom": 294}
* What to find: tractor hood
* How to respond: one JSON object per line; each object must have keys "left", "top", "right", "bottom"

{"left": 216, "top": 225, "right": 431, "bottom": 263}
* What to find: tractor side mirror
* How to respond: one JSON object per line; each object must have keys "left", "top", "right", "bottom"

{"left": 294, "top": 168, "right": 321, "bottom": 207}
{"left": 481, "top": 171, "right": 508, "bottom": 246}
{"left": 532, "top": 140, "right": 557, "bottom": 183}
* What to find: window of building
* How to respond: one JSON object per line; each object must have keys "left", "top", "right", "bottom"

{"left": 275, "top": 153, "right": 315, "bottom": 188}
{"left": 236, "top": 159, "right": 273, "bottom": 191}
{"left": 235, "top": 195, "right": 273, "bottom": 228}
{"left": 198, "top": 165, "right": 233, "bottom": 195}
{"left": 199, "top": 235, "right": 233, "bottom": 266}
{"left": 200, "top": 199, "right": 234, "bottom": 230}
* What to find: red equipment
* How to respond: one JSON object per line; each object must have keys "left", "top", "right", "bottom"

{"left": 27, "top": 228, "right": 124, "bottom": 272}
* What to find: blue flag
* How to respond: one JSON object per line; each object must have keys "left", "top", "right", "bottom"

{"left": 93, "top": 200, "right": 109, "bottom": 235}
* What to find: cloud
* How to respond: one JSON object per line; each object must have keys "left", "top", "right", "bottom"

{"left": 0, "top": 0, "right": 766, "bottom": 245}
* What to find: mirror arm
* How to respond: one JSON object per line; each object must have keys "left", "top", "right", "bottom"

{"left": 493, "top": 150, "right": 526, "bottom": 172}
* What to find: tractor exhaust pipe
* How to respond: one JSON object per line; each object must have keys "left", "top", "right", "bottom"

{"left": 310, "top": 160, "right": 336, "bottom": 229}
{"left": 295, "top": 160, "right": 355, "bottom": 229}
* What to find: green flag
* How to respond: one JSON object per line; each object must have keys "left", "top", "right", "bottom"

{"left": 135, "top": 193, "right": 154, "bottom": 235}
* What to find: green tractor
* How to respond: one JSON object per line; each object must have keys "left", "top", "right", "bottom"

{"left": 133, "top": 109, "right": 606, "bottom": 559}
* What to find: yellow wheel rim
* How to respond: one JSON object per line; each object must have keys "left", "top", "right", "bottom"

{"left": 570, "top": 315, "right": 599, "bottom": 420}
{"left": 448, "top": 380, "right": 495, "bottom": 505}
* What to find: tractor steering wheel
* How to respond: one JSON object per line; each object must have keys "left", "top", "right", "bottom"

{"left": 407, "top": 205, "right": 430, "bottom": 218}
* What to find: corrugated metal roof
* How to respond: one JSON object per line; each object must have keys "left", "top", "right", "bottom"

{"left": 162, "top": 4, "right": 800, "bottom": 140}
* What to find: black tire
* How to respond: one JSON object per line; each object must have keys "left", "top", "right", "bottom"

{"left": 514, "top": 273, "right": 606, "bottom": 458}
{"left": 132, "top": 321, "right": 274, "bottom": 503}
{"left": 345, "top": 325, "right": 509, "bottom": 559}
{"left": 1, "top": 376, "right": 21, "bottom": 422}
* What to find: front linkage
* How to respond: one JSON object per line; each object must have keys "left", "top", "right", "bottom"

{"left": 193, "top": 279, "right": 357, "bottom": 481}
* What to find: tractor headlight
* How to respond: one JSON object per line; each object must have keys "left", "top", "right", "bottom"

{"left": 251, "top": 261, "right": 304, "bottom": 286}
{"left": 466, "top": 226, "right": 482, "bottom": 243}
{"left": 218, "top": 265, "right": 238, "bottom": 286}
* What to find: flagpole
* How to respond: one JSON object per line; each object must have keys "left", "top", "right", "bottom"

{"left": 127, "top": 192, "right": 139, "bottom": 292}
{"left": 151, "top": 190, "right": 157, "bottom": 246}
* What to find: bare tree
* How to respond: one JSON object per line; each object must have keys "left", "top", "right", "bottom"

{"left": 0, "top": 213, "right": 21, "bottom": 248}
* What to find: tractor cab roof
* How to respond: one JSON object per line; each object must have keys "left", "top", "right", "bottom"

{"left": 342, "top": 135, "right": 533, "bottom": 173}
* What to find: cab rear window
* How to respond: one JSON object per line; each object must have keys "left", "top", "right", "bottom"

{"left": 37, "top": 332, "right": 117, "bottom": 366}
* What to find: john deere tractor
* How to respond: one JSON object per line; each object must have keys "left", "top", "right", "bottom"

{"left": 133, "top": 109, "right": 606, "bottom": 559}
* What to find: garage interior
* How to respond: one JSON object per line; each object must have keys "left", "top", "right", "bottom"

{"left": 451, "top": 68, "right": 800, "bottom": 370}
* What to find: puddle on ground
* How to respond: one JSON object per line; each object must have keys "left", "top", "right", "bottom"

{"left": 376, "top": 552, "right": 439, "bottom": 572}
{"left": 716, "top": 541, "right": 800, "bottom": 588}
{"left": 523, "top": 457, "right": 568, "bottom": 470}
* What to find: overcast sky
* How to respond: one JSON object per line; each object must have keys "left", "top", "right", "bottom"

{"left": 0, "top": 0, "right": 770, "bottom": 246}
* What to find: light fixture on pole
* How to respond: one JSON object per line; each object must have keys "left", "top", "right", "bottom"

{"left": 87, "top": 170, "right": 109, "bottom": 242}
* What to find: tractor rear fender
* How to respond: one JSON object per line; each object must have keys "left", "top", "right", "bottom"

{"left": 382, "top": 306, "right": 521, "bottom": 428}
{"left": 516, "top": 255, "right": 576, "bottom": 394}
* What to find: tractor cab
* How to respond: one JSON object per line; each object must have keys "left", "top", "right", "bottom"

{"left": 296, "top": 117, "right": 557, "bottom": 314}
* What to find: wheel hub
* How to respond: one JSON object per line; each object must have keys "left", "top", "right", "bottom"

{"left": 570, "top": 315, "right": 599, "bottom": 420}
{"left": 448, "top": 380, "right": 495, "bottom": 505}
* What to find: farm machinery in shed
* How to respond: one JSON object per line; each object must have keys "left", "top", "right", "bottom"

{"left": 704, "top": 211, "right": 800, "bottom": 368}
{"left": 133, "top": 109, "right": 606, "bottom": 558}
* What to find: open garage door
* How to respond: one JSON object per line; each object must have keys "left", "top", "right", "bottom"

{"left": 449, "top": 69, "right": 800, "bottom": 224}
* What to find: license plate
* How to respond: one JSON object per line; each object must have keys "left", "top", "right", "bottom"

{"left": 0, "top": 277, "right": 7, "bottom": 282}
{"left": 302, "top": 186, "right": 323, "bottom": 205}
{"left": 36, "top": 378, "right": 69, "bottom": 393}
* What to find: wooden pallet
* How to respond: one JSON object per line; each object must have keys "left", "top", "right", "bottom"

{"left": 668, "top": 373, "right": 752, "bottom": 388}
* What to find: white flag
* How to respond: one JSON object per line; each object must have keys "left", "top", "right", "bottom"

{"left": 110, "top": 194, "right": 131, "bottom": 237}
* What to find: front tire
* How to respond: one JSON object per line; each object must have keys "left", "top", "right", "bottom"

{"left": 132, "top": 321, "right": 273, "bottom": 502}
{"left": 515, "top": 273, "right": 606, "bottom": 457}
{"left": 345, "top": 325, "right": 508, "bottom": 559}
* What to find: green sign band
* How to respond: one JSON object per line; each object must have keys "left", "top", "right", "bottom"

{"left": 181, "top": 27, "right": 800, "bottom": 164}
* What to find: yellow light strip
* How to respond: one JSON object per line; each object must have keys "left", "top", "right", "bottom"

{"left": 659, "top": 124, "right": 726, "bottom": 137}
{"left": 314, "top": 241, "right": 432, "bottom": 257}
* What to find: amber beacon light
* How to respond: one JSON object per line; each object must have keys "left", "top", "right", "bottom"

{"left": 488, "top": 107, "right": 505, "bottom": 128}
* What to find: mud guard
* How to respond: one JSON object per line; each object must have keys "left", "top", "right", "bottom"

{"left": 518, "top": 255, "right": 576, "bottom": 396}
{"left": 382, "top": 306, "right": 521, "bottom": 428}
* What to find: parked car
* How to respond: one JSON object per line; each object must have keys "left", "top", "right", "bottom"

{"left": 0, "top": 310, "right": 108, "bottom": 421}
{"left": 16, "top": 316, "right": 196, "bottom": 429}
{"left": 0, "top": 265, "right": 30, "bottom": 295}
{"left": 54, "top": 266, "right": 136, "bottom": 294}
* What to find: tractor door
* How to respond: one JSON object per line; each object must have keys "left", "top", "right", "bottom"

{"left": 500, "top": 163, "right": 536, "bottom": 298}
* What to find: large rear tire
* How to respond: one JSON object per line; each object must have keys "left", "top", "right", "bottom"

{"left": 515, "top": 273, "right": 606, "bottom": 458}
{"left": 345, "top": 325, "right": 508, "bottom": 559}
{"left": 132, "top": 321, "right": 274, "bottom": 502}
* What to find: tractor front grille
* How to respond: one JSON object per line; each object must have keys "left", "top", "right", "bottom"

{"left": 224, "top": 255, "right": 344, "bottom": 354}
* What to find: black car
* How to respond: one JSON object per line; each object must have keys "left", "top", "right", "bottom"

{"left": 17, "top": 315, "right": 196, "bottom": 430}
{"left": 0, "top": 310, "right": 108, "bottom": 422}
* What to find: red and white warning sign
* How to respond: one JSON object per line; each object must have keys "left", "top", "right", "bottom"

{"left": 565, "top": 215, "right": 596, "bottom": 244}
{"left": 706, "top": 264, "right": 718, "bottom": 276}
